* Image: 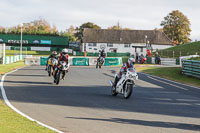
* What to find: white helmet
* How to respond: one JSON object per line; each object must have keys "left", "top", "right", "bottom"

{"left": 62, "top": 49, "right": 68, "bottom": 54}
{"left": 128, "top": 57, "right": 135, "bottom": 65}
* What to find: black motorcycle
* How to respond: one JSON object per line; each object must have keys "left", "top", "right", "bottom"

{"left": 155, "top": 56, "right": 161, "bottom": 64}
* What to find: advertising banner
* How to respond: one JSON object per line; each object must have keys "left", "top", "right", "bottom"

{"left": 72, "top": 57, "right": 89, "bottom": 66}
{"left": 40, "top": 40, "right": 51, "bottom": 44}
{"left": 104, "top": 57, "right": 122, "bottom": 66}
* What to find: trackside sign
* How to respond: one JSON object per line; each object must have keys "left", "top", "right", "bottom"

{"left": 40, "top": 40, "right": 51, "bottom": 44}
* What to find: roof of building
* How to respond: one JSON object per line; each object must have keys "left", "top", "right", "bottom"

{"left": 82, "top": 28, "right": 172, "bottom": 45}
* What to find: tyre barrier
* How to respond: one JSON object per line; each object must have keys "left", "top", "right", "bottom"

{"left": 182, "top": 60, "right": 200, "bottom": 78}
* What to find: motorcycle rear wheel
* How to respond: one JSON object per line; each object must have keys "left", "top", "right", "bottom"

{"left": 96, "top": 62, "right": 98, "bottom": 69}
{"left": 111, "top": 87, "right": 118, "bottom": 96}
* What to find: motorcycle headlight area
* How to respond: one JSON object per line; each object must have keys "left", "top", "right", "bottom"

{"left": 128, "top": 74, "right": 135, "bottom": 80}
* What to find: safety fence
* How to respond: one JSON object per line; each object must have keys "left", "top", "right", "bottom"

{"left": 147, "top": 56, "right": 178, "bottom": 66}
{"left": 2, "top": 55, "right": 24, "bottom": 64}
{"left": 182, "top": 60, "right": 200, "bottom": 79}
{"left": 154, "top": 50, "right": 200, "bottom": 58}
{"left": 38, "top": 57, "right": 122, "bottom": 66}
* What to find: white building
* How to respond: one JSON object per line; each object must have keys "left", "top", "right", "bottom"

{"left": 82, "top": 28, "right": 172, "bottom": 56}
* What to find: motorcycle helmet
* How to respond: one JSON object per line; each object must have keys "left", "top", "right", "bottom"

{"left": 128, "top": 57, "right": 135, "bottom": 65}
{"left": 52, "top": 51, "right": 57, "bottom": 55}
{"left": 62, "top": 49, "right": 68, "bottom": 55}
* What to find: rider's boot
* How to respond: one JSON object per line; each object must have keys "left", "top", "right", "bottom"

{"left": 113, "top": 77, "right": 119, "bottom": 89}
{"left": 61, "top": 71, "right": 65, "bottom": 80}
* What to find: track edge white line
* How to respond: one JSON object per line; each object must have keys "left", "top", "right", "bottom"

{"left": 139, "top": 72, "right": 200, "bottom": 89}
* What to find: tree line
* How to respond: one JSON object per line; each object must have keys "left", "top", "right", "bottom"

{"left": 0, "top": 10, "right": 192, "bottom": 44}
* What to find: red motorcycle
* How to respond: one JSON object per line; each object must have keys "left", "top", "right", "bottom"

{"left": 139, "top": 56, "right": 147, "bottom": 64}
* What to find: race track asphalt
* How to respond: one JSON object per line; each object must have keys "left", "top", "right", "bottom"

{"left": 2, "top": 65, "right": 200, "bottom": 133}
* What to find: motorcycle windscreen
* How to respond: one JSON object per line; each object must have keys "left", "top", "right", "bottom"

{"left": 127, "top": 68, "right": 136, "bottom": 73}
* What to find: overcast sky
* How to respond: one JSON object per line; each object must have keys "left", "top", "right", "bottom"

{"left": 0, "top": 0, "right": 199, "bottom": 40}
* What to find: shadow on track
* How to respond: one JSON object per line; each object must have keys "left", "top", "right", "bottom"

{"left": 66, "top": 117, "right": 200, "bottom": 131}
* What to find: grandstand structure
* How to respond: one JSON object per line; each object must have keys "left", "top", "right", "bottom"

{"left": 0, "top": 34, "right": 69, "bottom": 51}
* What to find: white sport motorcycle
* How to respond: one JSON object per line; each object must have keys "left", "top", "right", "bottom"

{"left": 110, "top": 68, "right": 138, "bottom": 99}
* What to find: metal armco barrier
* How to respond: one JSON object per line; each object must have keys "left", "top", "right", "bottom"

{"left": 72, "top": 57, "right": 89, "bottom": 66}
{"left": 152, "top": 57, "right": 176, "bottom": 65}
{"left": 182, "top": 60, "right": 200, "bottom": 78}
{"left": 104, "top": 57, "right": 122, "bottom": 66}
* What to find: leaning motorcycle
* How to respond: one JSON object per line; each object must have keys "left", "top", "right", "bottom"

{"left": 54, "top": 61, "right": 70, "bottom": 85}
{"left": 109, "top": 68, "right": 138, "bottom": 99}
{"left": 96, "top": 56, "right": 104, "bottom": 69}
{"left": 47, "top": 58, "right": 58, "bottom": 77}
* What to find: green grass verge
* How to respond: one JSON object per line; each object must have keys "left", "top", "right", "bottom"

{"left": 137, "top": 67, "right": 200, "bottom": 87}
{"left": 0, "top": 62, "right": 56, "bottom": 133}
{"left": 188, "top": 57, "right": 200, "bottom": 61}
{"left": 0, "top": 61, "right": 27, "bottom": 75}
{"left": 0, "top": 100, "right": 56, "bottom": 133}
{"left": 155, "top": 41, "right": 200, "bottom": 58}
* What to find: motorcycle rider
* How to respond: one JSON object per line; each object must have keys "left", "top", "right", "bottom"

{"left": 99, "top": 49, "right": 106, "bottom": 58}
{"left": 98, "top": 49, "right": 106, "bottom": 59}
{"left": 113, "top": 57, "right": 136, "bottom": 88}
{"left": 139, "top": 54, "right": 144, "bottom": 63}
{"left": 155, "top": 52, "right": 161, "bottom": 64}
{"left": 54, "top": 48, "right": 70, "bottom": 80}
{"left": 97, "top": 49, "right": 106, "bottom": 65}
{"left": 45, "top": 51, "right": 57, "bottom": 71}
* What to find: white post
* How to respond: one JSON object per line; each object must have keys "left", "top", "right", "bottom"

{"left": 3, "top": 43, "right": 5, "bottom": 64}
{"left": 20, "top": 24, "right": 23, "bottom": 59}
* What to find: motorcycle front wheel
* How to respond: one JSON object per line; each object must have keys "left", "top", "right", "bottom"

{"left": 55, "top": 71, "right": 60, "bottom": 85}
{"left": 96, "top": 62, "right": 99, "bottom": 69}
{"left": 124, "top": 84, "right": 133, "bottom": 99}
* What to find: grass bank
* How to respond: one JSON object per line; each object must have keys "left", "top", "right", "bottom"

{"left": 0, "top": 61, "right": 27, "bottom": 75}
{"left": 5, "top": 50, "right": 51, "bottom": 57}
{"left": 0, "top": 62, "right": 56, "bottom": 133}
{"left": 188, "top": 57, "right": 200, "bottom": 61}
{"left": 137, "top": 66, "right": 200, "bottom": 87}
{"left": 156, "top": 41, "right": 200, "bottom": 58}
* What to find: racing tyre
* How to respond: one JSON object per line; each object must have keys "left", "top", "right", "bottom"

{"left": 124, "top": 84, "right": 132, "bottom": 99}
{"left": 55, "top": 71, "right": 60, "bottom": 85}
{"left": 111, "top": 87, "right": 118, "bottom": 96}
